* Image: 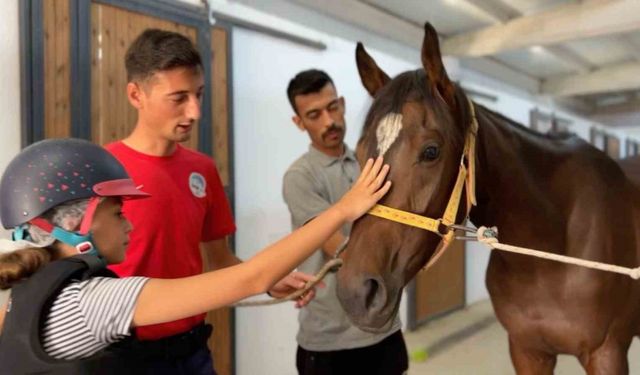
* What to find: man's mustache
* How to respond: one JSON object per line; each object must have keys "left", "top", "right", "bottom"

{"left": 322, "top": 124, "right": 343, "bottom": 139}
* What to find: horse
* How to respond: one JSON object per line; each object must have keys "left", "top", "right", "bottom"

{"left": 336, "top": 22, "right": 640, "bottom": 374}
{"left": 619, "top": 155, "right": 640, "bottom": 188}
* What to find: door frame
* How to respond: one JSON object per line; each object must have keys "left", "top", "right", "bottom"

{"left": 20, "top": 0, "right": 214, "bottom": 153}
{"left": 406, "top": 242, "right": 467, "bottom": 331}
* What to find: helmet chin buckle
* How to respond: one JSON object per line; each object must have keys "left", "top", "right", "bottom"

{"left": 75, "top": 241, "right": 95, "bottom": 254}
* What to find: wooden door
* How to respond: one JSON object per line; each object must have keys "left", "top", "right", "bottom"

{"left": 42, "top": 0, "right": 72, "bottom": 138}
{"left": 410, "top": 240, "right": 465, "bottom": 328}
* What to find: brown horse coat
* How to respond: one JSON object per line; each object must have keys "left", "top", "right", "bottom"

{"left": 337, "top": 23, "right": 640, "bottom": 375}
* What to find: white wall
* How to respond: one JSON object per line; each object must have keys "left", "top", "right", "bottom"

{"left": 0, "top": 0, "right": 23, "bottom": 237}
{"left": 0, "top": 0, "right": 21, "bottom": 168}
{"left": 231, "top": 0, "right": 420, "bottom": 64}
{"left": 0, "top": 0, "right": 20, "bottom": 307}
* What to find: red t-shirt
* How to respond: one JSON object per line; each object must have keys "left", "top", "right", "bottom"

{"left": 105, "top": 142, "right": 236, "bottom": 340}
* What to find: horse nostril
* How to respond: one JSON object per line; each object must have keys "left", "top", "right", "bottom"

{"left": 364, "top": 277, "right": 384, "bottom": 310}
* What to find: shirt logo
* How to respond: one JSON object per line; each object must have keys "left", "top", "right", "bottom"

{"left": 189, "top": 172, "right": 207, "bottom": 198}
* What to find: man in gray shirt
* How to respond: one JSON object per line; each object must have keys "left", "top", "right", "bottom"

{"left": 283, "top": 70, "right": 408, "bottom": 374}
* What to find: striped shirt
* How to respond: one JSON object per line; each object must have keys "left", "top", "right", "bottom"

{"left": 42, "top": 276, "right": 148, "bottom": 360}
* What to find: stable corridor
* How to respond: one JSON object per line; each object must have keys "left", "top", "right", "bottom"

{"left": 406, "top": 301, "right": 640, "bottom": 374}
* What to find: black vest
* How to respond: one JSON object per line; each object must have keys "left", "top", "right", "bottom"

{"left": 0, "top": 254, "right": 144, "bottom": 374}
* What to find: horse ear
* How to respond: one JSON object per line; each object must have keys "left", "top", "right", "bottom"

{"left": 356, "top": 42, "right": 390, "bottom": 97}
{"left": 421, "top": 22, "right": 455, "bottom": 108}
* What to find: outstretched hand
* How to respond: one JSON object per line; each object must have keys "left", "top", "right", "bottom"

{"left": 336, "top": 156, "right": 391, "bottom": 222}
{"left": 268, "top": 271, "right": 326, "bottom": 308}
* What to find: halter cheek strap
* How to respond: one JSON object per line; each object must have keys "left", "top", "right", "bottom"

{"left": 366, "top": 97, "right": 479, "bottom": 271}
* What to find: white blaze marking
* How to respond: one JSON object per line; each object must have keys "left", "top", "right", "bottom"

{"left": 376, "top": 113, "right": 403, "bottom": 156}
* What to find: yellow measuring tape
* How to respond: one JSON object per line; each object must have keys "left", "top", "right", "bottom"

{"left": 367, "top": 162, "right": 467, "bottom": 235}
{"left": 367, "top": 205, "right": 442, "bottom": 233}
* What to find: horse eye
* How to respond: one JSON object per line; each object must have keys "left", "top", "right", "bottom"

{"left": 420, "top": 145, "right": 440, "bottom": 161}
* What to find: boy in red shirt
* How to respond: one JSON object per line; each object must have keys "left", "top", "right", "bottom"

{"left": 108, "top": 29, "right": 316, "bottom": 374}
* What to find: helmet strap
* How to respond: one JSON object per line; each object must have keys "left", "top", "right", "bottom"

{"left": 29, "top": 197, "right": 103, "bottom": 259}
{"left": 51, "top": 226, "right": 99, "bottom": 257}
{"left": 12, "top": 224, "right": 29, "bottom": 241}
{"left": 79, "top": 197, "right": 101, "bottom": 235}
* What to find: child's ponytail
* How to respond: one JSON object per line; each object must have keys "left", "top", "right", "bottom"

{"left": 0, "top": 247, "right": 51, "bottom": 289}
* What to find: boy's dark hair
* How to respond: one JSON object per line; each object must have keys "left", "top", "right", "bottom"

{"left": 125, "top": 29, "right": 203, "bottom": 82}
{"left": 287, "top": 69, "right": 334, "bottom": 113}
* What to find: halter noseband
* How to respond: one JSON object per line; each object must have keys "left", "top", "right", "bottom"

{"left": 365, "top": 98, "right": 478, "bottom": 270}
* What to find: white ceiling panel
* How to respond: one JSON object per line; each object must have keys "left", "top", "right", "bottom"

{"left": 362, "top": 0, "right": 493, "bottom": 35}
{"left": 501, "top": 0, "right": 577, "bottom": 16}
{"left": 563, "top": 36, "right": 632, "bottom": 67}
{"left": 494, "top": 47, "right": 576, "bottom": 78}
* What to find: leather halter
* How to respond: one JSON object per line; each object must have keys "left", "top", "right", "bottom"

{"left": 366, "top": 98, "right": 479, "bottom": 270}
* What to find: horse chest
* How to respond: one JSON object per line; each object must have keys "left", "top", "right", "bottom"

{"left": 486, "top": 258, "right": 616, "bottom": 353}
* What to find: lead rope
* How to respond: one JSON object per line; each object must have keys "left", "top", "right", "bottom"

{"left": 232, "top": 258, "right": 342, "bottom": 307}
{"left": 232, "top": 239, "right": 349, "bottom": 307}
{"left": 452, "top": 224, "right": 640, "bottom": 280}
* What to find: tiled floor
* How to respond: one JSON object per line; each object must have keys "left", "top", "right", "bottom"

{"left": 405, "top": 300, "right": 640, "bottom": 374}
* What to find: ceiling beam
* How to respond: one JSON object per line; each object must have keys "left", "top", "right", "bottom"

{"left": 594, "top": 93, "right": 633, "bottom": 108}
{"left": 459, "top": 57, "right": 540, "bottom": 93}
{"left": 289, "top": 0, "right": 423, "bottom": 48}
{"left": 442, "top": 0, "right": 640, "bottom": 57}
{"left": 617, "top": 35, "right": 640, "bottom": 62}
{"left": 460, "top": 0, "right": 594, "bottom": 73}
{"left": 591, "top": 95, "right": 640, "bottom": 115}
{"left": 541, "top": 61, "right": 640, "bottom": 97}
{"left": 463, "top": 0, "right": 520, "bottom": 23}
{"left": 287, "top": 0, "right": 539, "bottom": 93}
{"left": 541, "top": 45, "right": 594, "bottom": 74}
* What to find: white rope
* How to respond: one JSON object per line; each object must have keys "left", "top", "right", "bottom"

{"left": 475, "top": 226, "right": 640, "bottom": 280}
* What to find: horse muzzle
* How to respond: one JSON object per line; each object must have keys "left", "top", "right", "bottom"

{"left": 336, "top": 267, "right": 400, "bottom": 332}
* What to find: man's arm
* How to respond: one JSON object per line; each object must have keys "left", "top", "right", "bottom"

{"left": 200, "top": 237, "right": 241, "bottom": 271}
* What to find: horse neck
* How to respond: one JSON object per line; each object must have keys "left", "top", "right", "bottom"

{"left": 468, "top": 107, "right": 567, "bottom": 244}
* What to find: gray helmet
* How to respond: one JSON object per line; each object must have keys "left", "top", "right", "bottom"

{"left": 1, "top": 138, "right": 148, "bottom": 229}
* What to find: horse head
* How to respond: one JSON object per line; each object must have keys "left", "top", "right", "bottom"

{"left": 337, "top": 23, "right": 475, "bottom": 332}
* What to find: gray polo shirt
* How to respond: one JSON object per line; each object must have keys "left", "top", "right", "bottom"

{"left": 282, "top": 144, "right": 402, "bottom": 351}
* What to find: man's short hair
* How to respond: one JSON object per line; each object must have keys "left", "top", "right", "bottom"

{"left": 125, "top": 29, "right": 203, "bottom": 82}
{"left": 287, "top": 69, "right": 334, "bottom": 113}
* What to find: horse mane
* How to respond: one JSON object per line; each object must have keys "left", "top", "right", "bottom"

{"left": 478, "top": 105, "right": 577, "bottom": 142}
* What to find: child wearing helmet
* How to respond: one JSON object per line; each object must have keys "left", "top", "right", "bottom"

{"left": 0, "top": 138, "right": 390, "bottom": 373}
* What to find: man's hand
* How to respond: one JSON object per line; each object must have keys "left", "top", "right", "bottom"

{"left": 268, "top": 272, "right": 325, "bottom": 308}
